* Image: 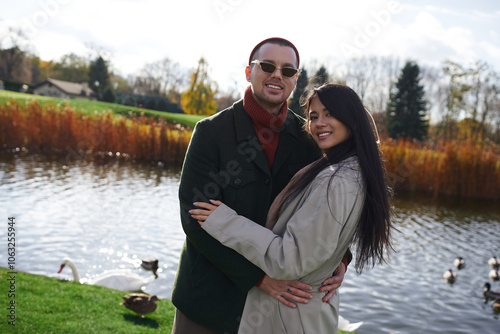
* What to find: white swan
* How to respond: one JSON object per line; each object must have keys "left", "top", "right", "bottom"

{"left": 338, "top": 315, "right": 363, "bottom": 332}
{"left": 58, "top": 257, "right": 155, "bottom": 291}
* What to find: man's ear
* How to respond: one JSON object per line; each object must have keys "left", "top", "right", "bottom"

{"left": 245, "top": 66, "right": 251, "bottom": 82}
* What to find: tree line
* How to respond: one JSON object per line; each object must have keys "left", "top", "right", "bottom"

{"left": 1, "top": 27, "right": 499, "bottom": 144}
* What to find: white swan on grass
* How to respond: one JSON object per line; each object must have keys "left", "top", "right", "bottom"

{"left": 338, "top": 315, "right": 363, "bottom": 332}
{"left": 58, "top": 257, "right": 155, "bottom": 291}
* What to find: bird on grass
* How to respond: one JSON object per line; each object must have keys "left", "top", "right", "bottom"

{"left": 443, "top": 269, "right": 456, "bottom": 283}
{"left": 483, "top": 282, "right": 500, "bottom": 299}
{"left": 121, "top": 293, "right": 160, "bottom": 317}
{"left": 453, "top": 257, "right": 465, "bottom": 269}
{"left": 489, "top": 256, "right": 500, "bottom": 269}
{"left": 489, "top": 268, "right": 500, "bottom": 281}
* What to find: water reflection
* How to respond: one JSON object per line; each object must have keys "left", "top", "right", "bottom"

{"left": 0, "top": 153, "right": 499, "bottom": 333}
{"left": 1, "top": 153, "right": 184, "bottom": 300}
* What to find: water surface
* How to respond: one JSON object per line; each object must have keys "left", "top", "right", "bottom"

{"left": 0, "top": 153, "right": 498, "bottom": 333}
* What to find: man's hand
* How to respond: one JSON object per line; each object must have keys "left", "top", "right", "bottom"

{"left": 258, "top": 275, "right": 313, "bottom": 308}
{"left": 319, "top": 261, "right": 346, "bottom": 302}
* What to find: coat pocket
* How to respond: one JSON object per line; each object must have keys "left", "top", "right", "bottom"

{"left": 223, "top": 169, "right": 257, "bottom": 212}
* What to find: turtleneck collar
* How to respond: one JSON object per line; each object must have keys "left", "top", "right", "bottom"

{"left": 243, "top": 86, "right": 288, "bottom": 132}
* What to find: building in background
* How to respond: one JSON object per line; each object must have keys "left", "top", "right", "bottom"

{"left": 33, "top": 78, "right": 96, "bottom": 100}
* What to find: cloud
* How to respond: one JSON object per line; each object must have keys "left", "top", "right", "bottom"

{"left": 480, "top": 41, "right": 500, "bottom": 60}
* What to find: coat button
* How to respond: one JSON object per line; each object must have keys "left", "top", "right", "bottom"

{"left": 234, "top": 178, "right": 242, "bottom": 185}
{"left": 264, "top": 178, "right": 270, "bottom": 185}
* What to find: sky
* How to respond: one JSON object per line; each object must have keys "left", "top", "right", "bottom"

{"left": 1, "top": 0, "right": 500, "bottom": 93}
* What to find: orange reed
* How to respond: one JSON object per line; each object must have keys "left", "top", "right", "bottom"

{"left": 381, "top": 138, "right": 500, "bottom": 199}
{"left": 0, "top": 100, "right": 192, "bottom": 165}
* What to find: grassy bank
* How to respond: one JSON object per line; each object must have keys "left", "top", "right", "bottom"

{"left": 0, "top": 268, "right": 355, "bottom": 334}
{"left": 0, "top": 90, "right": 204, "bottom": 129}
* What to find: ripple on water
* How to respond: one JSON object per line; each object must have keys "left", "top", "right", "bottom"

{"left": 1, "top": 155, "right": 499, "bottom": 333}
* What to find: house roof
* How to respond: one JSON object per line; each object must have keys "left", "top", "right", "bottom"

{"left": 36, "top": 78, "right": 95, "bottom": 97}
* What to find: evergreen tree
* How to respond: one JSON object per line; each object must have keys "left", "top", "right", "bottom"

{"left": 101, "top": 87, "right": 115, "bottom": 103}
{"left": 387, "top": 61, "right": 428, "bottom": 140}
{"left": 88, "top": 56, "right": 111, "bottom": 100}
{"left": 311, "top": 65, "right": 330, "bottom": 86}
{"left": 288, "top": 68, "right": 308, "bottom": 117}
{"left": 180, "top": 57, "right": 218, "bottom": 115}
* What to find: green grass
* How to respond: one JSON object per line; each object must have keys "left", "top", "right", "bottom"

{"left": 0, "top": 267, "right": 175, "bottom": 333}
{"left": 0, "top": 90, "right": 205, "bottom": 128}
{"left": 0, "top": 268, "right": 356, "bottom": 333}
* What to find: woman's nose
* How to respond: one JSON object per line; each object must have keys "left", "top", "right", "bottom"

{"left": 316, "top": 116, "right": 326, "bottom": 126}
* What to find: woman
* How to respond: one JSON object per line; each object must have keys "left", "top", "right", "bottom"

{"left": 191, "top": 83, "right": 394, "bottom": 333}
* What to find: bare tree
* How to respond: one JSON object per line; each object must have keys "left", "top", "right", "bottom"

{"left": 342, "top": 56, "right": 400, "bottom": 114}
{"left": 132, "top": 57, "right": 187, "bottom": 100}
{"left": 0, "top": 28, "right": 29, "bottom": 81}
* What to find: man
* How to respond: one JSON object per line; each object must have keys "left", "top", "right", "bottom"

{"left": 171, "top": 37, "right": 350, "bottom": 334}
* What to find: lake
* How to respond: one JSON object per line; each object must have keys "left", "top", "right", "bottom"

{"left": 1, "top": 153, "right": 499, "bottom": 333}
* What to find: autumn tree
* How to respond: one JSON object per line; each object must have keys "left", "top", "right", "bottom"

{"left": 387, "top": 61, "right": 428, "bottom": 141}
{"left": 180, "top": 57, "right": 218, "bottom": 115}
{"left": 52, "top": 53, "right": 89, "bottom": 83}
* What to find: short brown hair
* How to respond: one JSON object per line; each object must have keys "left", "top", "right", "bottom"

{"left": 248, "top": 37, "right": 300, "bottom": 67}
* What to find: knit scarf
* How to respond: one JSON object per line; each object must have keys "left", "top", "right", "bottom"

{"left": 243, "top": 86, "right": 288, "bottom": 169}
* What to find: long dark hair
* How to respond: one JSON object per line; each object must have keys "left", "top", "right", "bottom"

{"left": 277, "top": 83, "right": 394, "bottom": 273}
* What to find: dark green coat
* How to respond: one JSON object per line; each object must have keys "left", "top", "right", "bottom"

{"left": 171, "top": 99, "right": 319, "bottom": 333}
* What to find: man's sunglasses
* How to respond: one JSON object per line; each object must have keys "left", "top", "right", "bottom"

{"left": 251, "top": 60, "right": 301, "bottom": 77}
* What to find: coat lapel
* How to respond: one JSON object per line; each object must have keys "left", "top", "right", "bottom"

{"left": 272, "top": 111, "right": 301, "bottom": 175}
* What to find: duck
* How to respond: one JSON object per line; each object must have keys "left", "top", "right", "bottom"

{"left": 489, "top": 268, "right": 500, "bottom": 281}
{"left": 141, "top": 259, "right": 159, "bottom": 271}
{"left": 453, "top": 257, "right": 465, "bottom": 269}
{"left": 140, "top": 259, "right": 159, "bottom": 278}
{"left": 443, "top": 269, "right": 456, "bottom": 283}
{"left": 493, "top": 298, "right": 500, "bottom": 312}
{"left": 120, "top": 293, "right": 160, "bottom": 317}
{"left": 489, "top": 256, "right": 500, "bottom": 269}
{"left": 58, "top": 257, "right": 155, "bottom": 291}
{"left": 483, "top": 282, "right": 500, "bottom": 299}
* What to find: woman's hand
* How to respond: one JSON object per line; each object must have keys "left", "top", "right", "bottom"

{"left": 189, "top": 200, "right": 222, "bottom": 225}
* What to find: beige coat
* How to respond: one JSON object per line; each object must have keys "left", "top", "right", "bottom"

{"left": 202, "top": 157, "right": 365, "bottom": 334}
